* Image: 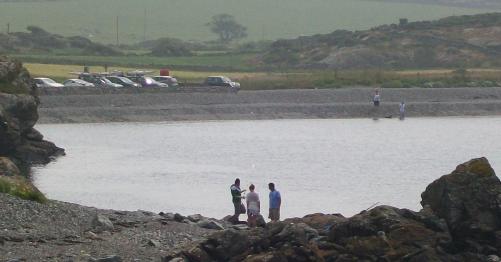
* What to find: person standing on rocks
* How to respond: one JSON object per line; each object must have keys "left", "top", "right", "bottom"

{"left": 268, "top": 183, "right": 281, "bottom": 222}
{"left": 246, "top": 184, "right": 260, "bottom": 227}
{"left": 230, "top": 178, "right": 246, "bottom": 224}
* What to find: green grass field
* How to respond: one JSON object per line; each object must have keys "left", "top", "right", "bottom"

{"left": 0, "top": 0, "right": 491, "bottom": 44}
{"left": 12, "top": 53, "right": 256, "bottom": 71}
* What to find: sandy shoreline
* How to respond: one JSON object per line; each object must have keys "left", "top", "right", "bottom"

{"left": 37, "top": 87, "right": 501, "bottom": 123}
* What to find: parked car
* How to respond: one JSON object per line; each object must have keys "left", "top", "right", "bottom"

{"left": 63, "top": 79, "right": 95, "bottom": 87}
{"left": 34, "top": 78, "right": 64, "bottom": 89}
{"left": 78, "top": 74, "right": 123, "bottom": 88}
{"left": 205, "top": 76, "right": 240, "bottom": 92}
{"left": 98, "top": 77, "right": 124, "bottom": 88}
{"left": 153, "top": 76, "right": 179, "bottom": 87}
{"left": 128, "top": 76, "right": 168, "bottom": 88}
{"left": 107, "top": 76, "right": 141, "bottom": 88}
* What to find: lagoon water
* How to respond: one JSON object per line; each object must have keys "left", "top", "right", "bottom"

{"left": 32, "top": 118, "right": 501, "bottom": 219}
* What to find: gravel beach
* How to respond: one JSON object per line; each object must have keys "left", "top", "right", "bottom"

{"left": 0, "top": 193, "right": 219, "bottom": 261}
{"left": 38, "top": 87, "right": 501, "bottom": 123}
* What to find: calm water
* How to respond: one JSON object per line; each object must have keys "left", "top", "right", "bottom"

{"left": 32, "top": 118, "right": 501, "bottom": 219}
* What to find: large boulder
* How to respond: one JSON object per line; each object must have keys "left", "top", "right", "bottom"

{"left": 328, "top": 205, "right": 451, "bottom": 260}
{"left": 284, "top": 213, "right": 347, "bottom": 235}
{"left": 0, "top": 56, "right": 33, "bottom": 94}
{"left": 421, "top": 157, "right": 501, "bottom": 248}
{"left": 0, "top": 157, "right": 20, "bottom": 176}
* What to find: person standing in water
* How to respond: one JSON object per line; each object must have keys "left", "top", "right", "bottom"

{"left": 373, "top": 89, "right": 381, "bottom": 107}
{"left": 230, "top": 178, "right": 245, "bottom": 224}
{"left": 399, "top": 101, "right": 406, "bottom": 120}
{"left": 246, "top": 184, "right": 260, "bottom": 227}
{"left": 268, "top": 183, "right": 281, "bottom": 222}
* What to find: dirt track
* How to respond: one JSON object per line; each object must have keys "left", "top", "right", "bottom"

{"left": 37, "top": 87, "right": 501, "bottom": 123}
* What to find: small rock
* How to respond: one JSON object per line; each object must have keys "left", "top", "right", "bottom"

{"left": 174, "top": 213, "right": 185, "bottom": 222}
{"left": 187, "top": 214, "right": 204, "bottom": 223}
{"left": 91, "top": 214, "right": 114, "bottom": 233}
{"left": 197, "top": 219, "right": 225, "bottom": 230}
{"left": 256, "top": 214, "right": 266, "bottom": 227}
{"left": 232, "top": 224, "right": 250, "bottom": 230}
{"left": 167, "top": 258, "right": 185, "bottom": 262}
{"left": 148, "top": 239, "right": 161, "bottom": 247}
{"left": 488, "top": 255, "right": 501, "bottom": 262}
{"left": 90, "top": 255, "right": 122, "bottom": 262}
{"left": 85, "top": 231, "right": 101, "bottom": 240}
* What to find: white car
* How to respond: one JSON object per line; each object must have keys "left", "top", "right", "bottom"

{"left": 63, "top": 79, "right": 95, "bottom": 87}
{"left": 34, "top": 78, "right": 64, "bottom": 89}
{"left": 153, "top": 76, "right": 179, "bottom": 87}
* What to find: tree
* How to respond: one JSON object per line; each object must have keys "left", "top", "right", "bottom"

{"left": 207, "top": 14, "right": 247, "bottom": 43}
{"left": 150, "top": 38, "right": 192, "bottom": 57}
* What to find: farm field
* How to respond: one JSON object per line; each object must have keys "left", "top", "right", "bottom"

{"left": 0, "top": 0, "right": 491, "bottom": 44}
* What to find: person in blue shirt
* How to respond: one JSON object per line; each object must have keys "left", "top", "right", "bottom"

{"left": 268, "top": 182, "right": 281, "bottom": 222}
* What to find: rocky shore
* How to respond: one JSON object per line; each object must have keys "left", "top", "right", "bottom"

{"left": 163, "top": 157, "right": 501, "bottom": 262}
{"left": 1, "top": 157, "right": 500, "bottom": 261}
{"left": 38, "top": 87, "right": 501, "bottom": 123}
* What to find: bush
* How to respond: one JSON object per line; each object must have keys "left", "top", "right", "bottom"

{"left": 381, "top": 80, "right": 404, "bottom": 88}
{"left": 0, "top": 176, "right": 47, "bottom": 203}
{"left": 0, "top": 83, "right": 29, "bottom": 94}
{"left": 150, "top": 38, "right": 193, "bottom": 57}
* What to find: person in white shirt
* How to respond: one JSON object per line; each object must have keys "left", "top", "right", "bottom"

{"left": 399, "top": 101, "right": 406, "bottom": 120}
{"left": 246, "top": 184, "right": 260, "bottom": 227}
{"left": 373, "top": 89, "right": 381, "bottom": 107}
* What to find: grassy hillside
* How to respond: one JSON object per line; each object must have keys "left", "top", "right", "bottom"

{"left": 0, "top": 0, "right": 490, "bottom": 44}
{"left": 260, "top": 12, "right": 501, "bottom": 69}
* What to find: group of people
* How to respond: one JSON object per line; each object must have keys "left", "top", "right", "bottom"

{"left": 230, "top": 178, "right": 281, "bottom": 226}
{"left": 373, "top": 88, "right": 406, "bottom": 120}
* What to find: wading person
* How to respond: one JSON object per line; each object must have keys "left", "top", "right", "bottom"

{"left": 399, "top": 101, "right": 406, "bottom": 120}
{"left": 246, "top": 184, "right": 260, "bottom": 227}
{"left": 373, "top": 89, "right": 381, "bottom": 107}
{"left": 268, "top": 183, "right": 281, "bottom": 222}
{"left": 230, "top": 178, "right": 246, "bottom": 224}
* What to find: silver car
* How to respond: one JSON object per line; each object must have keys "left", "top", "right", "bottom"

{"left": 63, "top": 79, "right": 95, "bottom": 87}
{"left": 34, "top": 78, "right": 65, "bottom": 89}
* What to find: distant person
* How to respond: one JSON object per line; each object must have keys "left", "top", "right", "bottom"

{"left": 230, "top": 178, "right": 246, "bottom": 224}
{"left": 373, "top": 89, "right": 381, "bottom": 107}
{"left": 399, "top": 101, "right": 406, "bottom": 120}
{"left": 268, "top": 183, "right": 281, "bottom": 222}
{"left": 246, "top": 184, "right": 260, "bottom": 227}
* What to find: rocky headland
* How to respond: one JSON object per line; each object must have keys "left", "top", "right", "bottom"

{"left": 0, "top": 56, "right": 63, "bottom": 201}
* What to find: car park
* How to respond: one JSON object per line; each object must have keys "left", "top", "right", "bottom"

{"left": 153, "top": 76, "right": 179, "bottom": 87}
{"left": 34, "top": 78, "right": 65, "bottom": 89}
{"left": 205, "top": 76, "right": 240, "bottom": 92}
{"left": 63, "top": 79, "right": 95, "bottom": 87}
{"left": 107, "top": 76, "right": 141, "bottom": 88}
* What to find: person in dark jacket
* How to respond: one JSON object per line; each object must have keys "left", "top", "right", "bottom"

{"left": 230, "top": 178, "right": 245, "bottom": 223}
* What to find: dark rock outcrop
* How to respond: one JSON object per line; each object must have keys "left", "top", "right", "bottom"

{"left": 0, "top": 56, "right": 64, "bottom": 171}
{"left": 164, "top": 158, "right": 501, "bottom": 261}
{"left": 422, "top": 157, "right": 501, "bottom": 253}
